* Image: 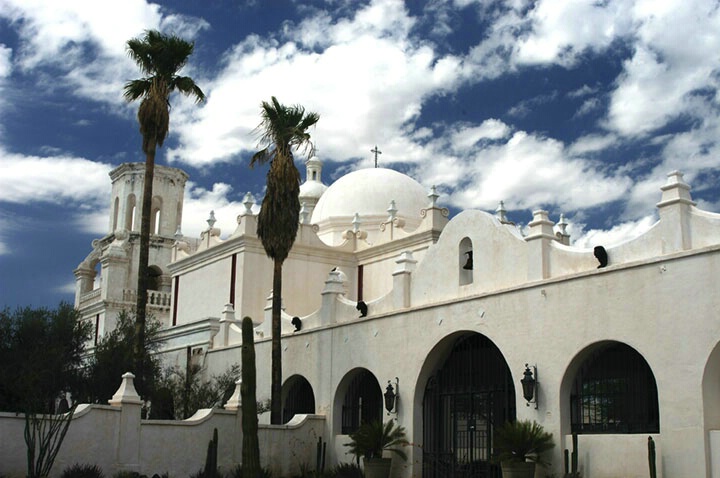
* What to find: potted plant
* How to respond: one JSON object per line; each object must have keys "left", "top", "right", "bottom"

{"left": 494, "top": 420, "right": 555, "bottom": 478}
{"left": 345, "top": 420, "right": 409, "bottom": 478}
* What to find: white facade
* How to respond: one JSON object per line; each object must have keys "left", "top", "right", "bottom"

{"left": 76, "top": 161, "right": 720, "bottom": 478}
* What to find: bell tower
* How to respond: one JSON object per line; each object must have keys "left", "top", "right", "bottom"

{"left": 75, "top": 163, "right": 189, "bottom": 337}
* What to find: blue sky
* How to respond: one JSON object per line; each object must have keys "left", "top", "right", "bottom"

{"left": 1, "top": 0, "right": 719, "bottom": 309}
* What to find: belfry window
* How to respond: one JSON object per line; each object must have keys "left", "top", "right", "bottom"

{"left": 570, "top": 342, "right": 659, "bottom": 434}
{"left": 459, "top": 237, "right": 473, "bottom": 285}
{"left": 125, "top": 194, "right": 136, "bottom": 231}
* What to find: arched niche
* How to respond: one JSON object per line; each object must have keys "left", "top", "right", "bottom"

{"left": 459, "top": 237, "right": 473, "bottom": 286}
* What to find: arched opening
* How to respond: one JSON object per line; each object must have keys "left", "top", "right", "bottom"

{"left": 334, "top": 368, "right": 382, "bottom": 435}
{"left": 147, "top": 266, "right": 163, "bottom": 292}
{"left": 151, "top": 196, "right": 163, "bottom": 235}
{"left": 92, "top": 261, "right": 102, "bottom": 290}
{"left": 459, "top": 237, "right": 473, "bottom": 286}
{"left": 125, "top": 194, "right": 136, "bottom": 231}
{"left": 112, "top": 196, "right": 119, "bottom": 231}
{"left": 567, "top": 342, "right": 659, "bottom": 434}
{"left": 422, "top": 332, "right": 515, "bottom": 478}
{"left": 282, "top": 375, "right": 315, "bottom": 424}
{"left": 702, "top": 341, "right": 720, "bottom": 476}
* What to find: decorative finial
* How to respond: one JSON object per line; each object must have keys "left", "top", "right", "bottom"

{"left": 371, "top": 145, "right": 382, "bottom": 168}
{"left": 495, "top": 201, "right": 507, "bottom": 223}
{"left": 428, "top": 185, "right": 439, "bottom": 208}
{"left": 387, "top": 200, "right": 398, "bottom": 221}
{"left": 300, "top": 202, "right": 309, "bottom": 224}
{"left": 207, "top": 210, "right": 216, "bottom": 229}
{"left": 557, "top": 213, "right": 568, "bottom": 235}
{"left": 242, "top": 192, "right": 255, "bottom": 215}
{"left": 352, "top": 213, "right": 362, "bottom": 233}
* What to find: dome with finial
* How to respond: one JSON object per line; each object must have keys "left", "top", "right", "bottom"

{"left": 299, "top": 156, "right": 328, "bottom": 202}
{"left": 311, "top": 167, "right": 428, "bottom": 245}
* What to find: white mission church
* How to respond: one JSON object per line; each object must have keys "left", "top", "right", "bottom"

{"left": 72, "top": 157, "right": 720, "bottom": 478}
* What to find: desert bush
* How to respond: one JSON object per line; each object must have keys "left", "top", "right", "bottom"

{"left": 60, "top": 464, "right": 105, "bottom": 478}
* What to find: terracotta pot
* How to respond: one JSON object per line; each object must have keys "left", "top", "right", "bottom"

{"left": 500, "top": 461, "right": 536, "bottom": 478}
{"left": 363, "top": 457, "right": 392, "bottom": 478}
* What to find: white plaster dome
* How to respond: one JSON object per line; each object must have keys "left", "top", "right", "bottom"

{"left": 311, "top": 168, "right": 427, "bottom": 226}
{"left": 299, "top": 179, "right": 328, "bottom": 200}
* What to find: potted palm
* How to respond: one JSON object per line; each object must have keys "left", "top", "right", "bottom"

{"left": 494, "top": 420, "right": 555, "bottom": 478}
{"left": 345, "top": 420, "right": 409, "bottom": 478}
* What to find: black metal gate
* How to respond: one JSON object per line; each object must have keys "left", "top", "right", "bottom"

{"left": 423, "top": 334, "right": 516, "bottom": 478}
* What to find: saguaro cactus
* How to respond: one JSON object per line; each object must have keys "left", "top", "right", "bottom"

{"left": 204, "top": 427, "right": 218, "bottom": 478}
{"left": 648, "top": 436, "right": 657, "bottom": 478}
{"left": 241, "top": 317, "right": 261, "bottom": 477}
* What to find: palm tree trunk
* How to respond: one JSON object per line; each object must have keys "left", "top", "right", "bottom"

{"left": 271, "top": 258, "right": 283, "bottom": 424}
{"left": 134, "top": 147, "right": 155, "bottom": 395}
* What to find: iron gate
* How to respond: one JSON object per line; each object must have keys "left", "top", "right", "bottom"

{"left": 423, "top": 334, "right": 516, "bottom": 478}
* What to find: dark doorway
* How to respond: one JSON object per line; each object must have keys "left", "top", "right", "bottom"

{"left": 423, "top": 334, "right": 516, "bottom": 478}
{"left": 282, "top": 375, "right": 315, "bottom": 424}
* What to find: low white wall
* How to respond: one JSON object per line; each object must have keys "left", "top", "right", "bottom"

{"left": 565, "top": 434, "right": 662, "bottom": 478}
{"left": 0, "top": 405, "right": 325, "bottom": 478}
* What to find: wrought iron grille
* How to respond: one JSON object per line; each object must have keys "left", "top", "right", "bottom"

{"left": 282, "top": 376, "right": 315, "bottom": 424}
{"left": 423, "top": 334, "right": 515, "bottom": 478}
{"left": 570, "top": 342, "right": 659, "bottom": 434}
{"left": 341, "top": 370, "right": 382, "bottom": 434}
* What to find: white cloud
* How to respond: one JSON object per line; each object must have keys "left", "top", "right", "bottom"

{"left": 418, "top": 129, "right": 632, "bottom": 214}
{"left": 514, "top": 0, "right": 635, "bottom": 66}
{"left": 568, "top": 134, "right": 618, "bottom": 156}
{"left": 0, "top": 0, "right": 208, "bottom": 110}
{"left": 0, "top": 44, "right": 11, "bottom": 78}
{"left": 606, "top": 0, "right": 720, "bottom": 136}
{"left": 180, "top": 182, "right": 258, "bottom": 239}
{"left": 167, "top": 1, "right": 463, "bottom": 166}
{"left": 0, "top": 152, "right": 112, "bottom": 204}
{"left": 572, "top": 214, "right": 657, "bottom": 248}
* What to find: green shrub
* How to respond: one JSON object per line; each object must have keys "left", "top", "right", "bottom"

{"left": 224, "top": 464, "right": 272, "bottom": 478}
{"left": 60, "top": 464, "right": 105, "bottom": 478}
{"left": 112, "top": 472, "right": 147, "bottom": 478}
{"left": 327, "top": 463, "right": 363, "bottom": 478}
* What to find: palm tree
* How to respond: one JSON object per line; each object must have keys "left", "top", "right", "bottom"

{"left": 251, "top": 96, "right": 319, "bottom": 424}
{"left": 123, "top": 30, "right": 205, "bottom": 394}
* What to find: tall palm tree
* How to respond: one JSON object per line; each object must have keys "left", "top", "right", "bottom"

{"left": 251, "top": 96, "right": 319, "bottom": 424}
{"left": 123, "top": 30, "right": 205, "bottom": 393}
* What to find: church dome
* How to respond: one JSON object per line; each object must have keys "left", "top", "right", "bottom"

{"left": 299, "top": 180, "right": 328, "bottom": 200}
{"left": 311, "top": 168, "right": 428, "bottom": 225}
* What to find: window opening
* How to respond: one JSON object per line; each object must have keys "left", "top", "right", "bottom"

{"left": 570, "top": 343, "right": 659, "bottom": 434}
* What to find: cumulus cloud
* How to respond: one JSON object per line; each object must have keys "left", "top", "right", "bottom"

{"left": 167, "top": 0, "right": 463, "bottom": 166}
{"left": 179, "top": 182, "right": 259, "bottom": 239}
{"left": 0, "top": 152, "right": 113, "bottom": 204}
{"left": 1, "top": 0, "right": 719, "bottom": 262}
{"left": 572, "top": 214, "right": 658, "bottom": 248}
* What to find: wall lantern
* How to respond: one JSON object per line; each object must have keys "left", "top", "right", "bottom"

{"left": 521, "top": 364, "right": 538, "bottom": 409}
{"left": 384, "top": 378, "right": 399, "bottom": 414}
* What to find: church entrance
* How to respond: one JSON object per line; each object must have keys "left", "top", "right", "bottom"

{"left": 423, "top": 333, "right": 516, "bottom": 478}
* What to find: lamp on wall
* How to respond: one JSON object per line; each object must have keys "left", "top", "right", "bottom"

{"left": 384, "top": 378, "right": 399, "bottom": 414}
{"left": 521, "top": 364, "right": 538, "bottom": 409}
